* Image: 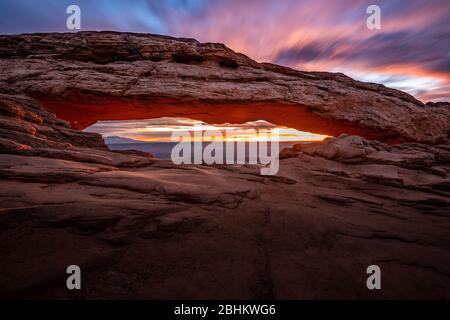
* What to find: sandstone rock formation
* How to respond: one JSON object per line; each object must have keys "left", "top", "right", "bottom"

{"left": 0, "top": 31, "right": 449, "bottom": 143}
{"left": 0, "top": 85, "right": 449, "bottom": 299}
{"left": 0, "top": 32, "right": 449, "bottom": 299}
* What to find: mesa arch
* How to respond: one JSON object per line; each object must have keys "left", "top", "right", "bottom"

{"left": 1, "top": 31, "right": 449, "bottom": 144}
{"left": 1, "top": 32, "right": 450, "bottom": 300}
{"left": 37, "top": 96, "right": 383, "bottom": 140}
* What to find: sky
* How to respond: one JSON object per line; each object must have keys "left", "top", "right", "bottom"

{"left": 0, "top": 0, "right": 449, "bottom": 103}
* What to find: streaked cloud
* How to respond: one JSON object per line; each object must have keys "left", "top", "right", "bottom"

{"left": 0, "top": 0, "right": 449, "bottom": 101}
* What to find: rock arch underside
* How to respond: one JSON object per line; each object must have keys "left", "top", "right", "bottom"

{"left": 1, "top": 32, "right": 450, "bottom": 299}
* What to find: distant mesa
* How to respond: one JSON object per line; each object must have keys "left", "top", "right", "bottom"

{"left": 104, "top": 136, "right": 142, "bottom": 144}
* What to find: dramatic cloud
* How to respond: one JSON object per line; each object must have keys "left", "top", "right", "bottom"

{"left": 0, "top": 0, "right": 449, "bottom": 101}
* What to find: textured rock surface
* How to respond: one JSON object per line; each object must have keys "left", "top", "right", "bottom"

{"left": 1, "top": 31, "right": 449, "bottom": 143}
{"left": 0, "top": 84, "right": 449, "bottom": 299}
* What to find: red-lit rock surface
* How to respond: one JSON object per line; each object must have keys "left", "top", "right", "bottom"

{"left": 1, "top": 85, "right": 450, "bottom": 299}
{"left": 1, "top": 31, "right": 449, "bottom": 143}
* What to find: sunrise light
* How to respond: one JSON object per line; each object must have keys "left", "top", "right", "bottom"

{"left": 85, "top": 118, "right": 331, "bottom": 143}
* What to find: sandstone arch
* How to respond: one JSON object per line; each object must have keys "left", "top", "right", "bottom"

{"left": 1, "top": 31, "right": 449, "bottom": 144}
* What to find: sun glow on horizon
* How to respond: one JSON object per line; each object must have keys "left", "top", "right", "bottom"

{"left": 84, "top": 118, "right": 331, "bottom": 143}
